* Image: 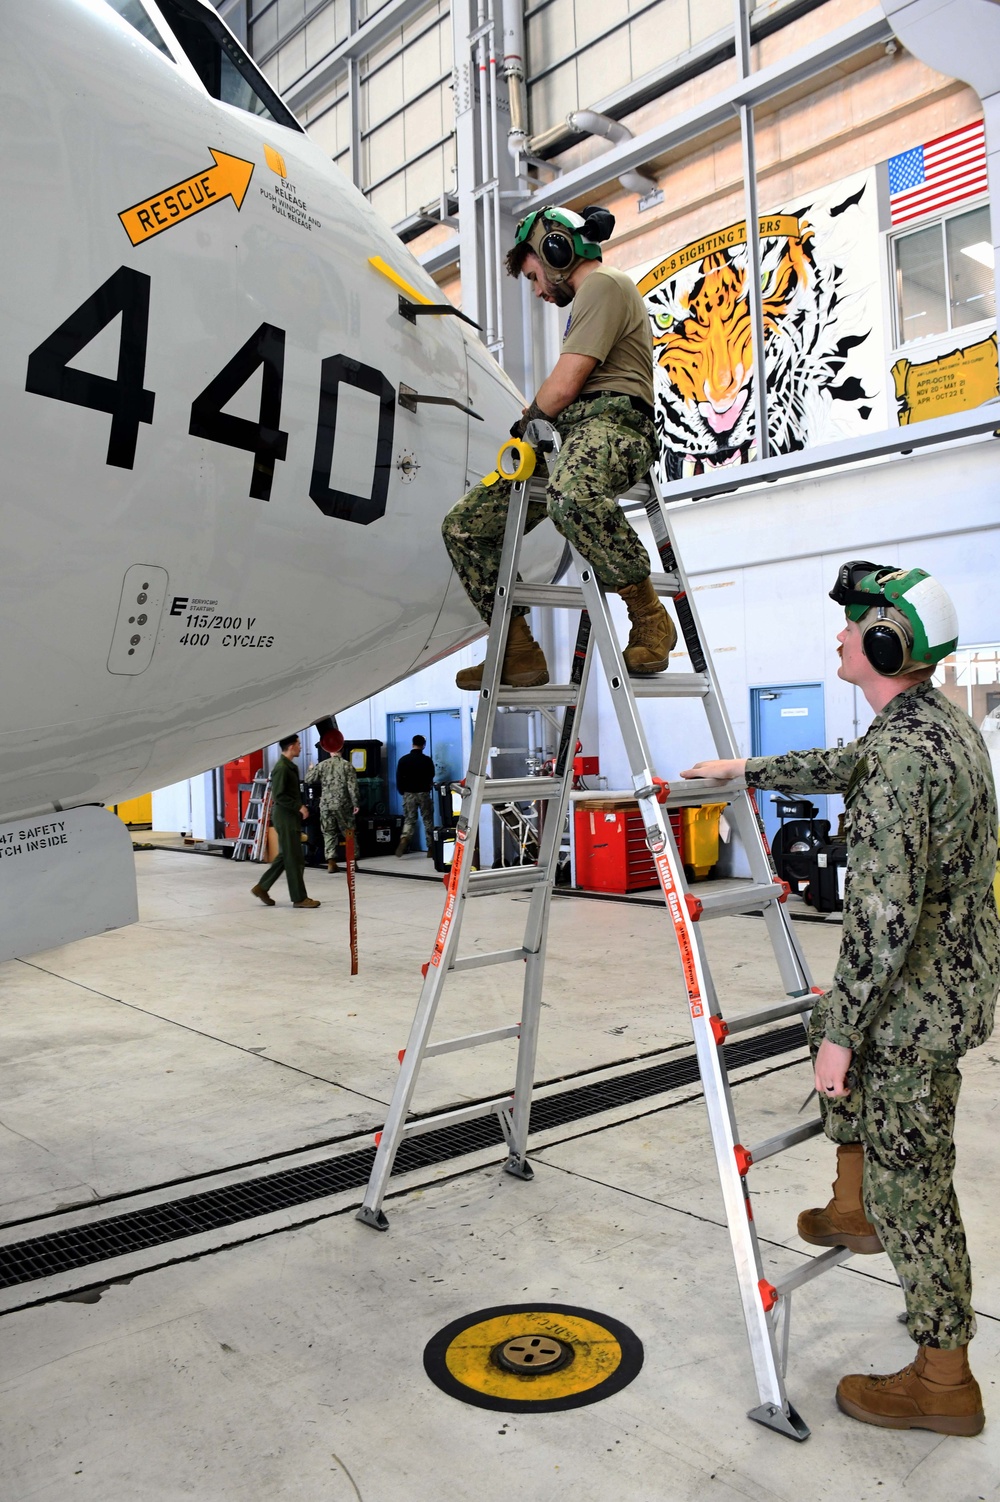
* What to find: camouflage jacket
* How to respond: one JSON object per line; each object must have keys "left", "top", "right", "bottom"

{"left": 305, "top": 755, "right": 359, "bottom": 810}
{"left": 745, "top": 681, "right": 1000, "bottom": 1055}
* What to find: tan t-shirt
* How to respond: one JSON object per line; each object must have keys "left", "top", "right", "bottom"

{"left": 560, "top": 264, "right": 654, "bottom": 407}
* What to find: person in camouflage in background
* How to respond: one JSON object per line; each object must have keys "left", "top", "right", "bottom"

{"left": 442, "top": 205, "right": 676, "bottom": 690}
{"left": 305, "top": 749, "right": 359, "bottom": 873}
{"left": 682, "top": 562, "right": 1000, "bottom": 1437}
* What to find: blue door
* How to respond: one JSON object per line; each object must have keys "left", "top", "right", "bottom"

{"left": 386, "top": 708, "right": 464, "bottom": 849}
{"left": 750, "top": 684, "right": 826, "bottom": 849}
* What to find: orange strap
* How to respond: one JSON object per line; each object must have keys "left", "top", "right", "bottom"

{"left": 345, "top": 829, "right": 359, "bottom": 975}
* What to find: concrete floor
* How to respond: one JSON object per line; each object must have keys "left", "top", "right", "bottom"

{"left": 0, "top": 850, "right": 997, "bottom": 1500}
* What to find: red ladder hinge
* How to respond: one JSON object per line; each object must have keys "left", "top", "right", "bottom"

{"left": 685, "top": 893, "right": 703, "bottom": 921}
{"left": 811, "top": 985, "right": 826, "bottom": 996}
{"left": 651, "top": 776, "right": 669, "bottom": 804}
{"left": 374, "top": 1131, "right": 382, "bottom": 1146}
{"left": 777, "top": 879, "right": 791, "bottom": 903}
{"left": 397, "top": 1049, "right": 406, "bottom": 1063}
{"left": 734, "top": 1143, "right": 753, "bottom": 1176}
{"left": 758, "top": 1279, "right": 778, "bottom": 1312}
{"left": 421, "top": 962, "right": 429, "bottom": 977}
{"left": 710, "top": 1015, "right": 729, "bottom": 1045}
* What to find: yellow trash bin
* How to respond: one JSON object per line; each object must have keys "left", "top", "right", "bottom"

{"left": 681, "top": 803, "right": 726, "bottom": 882}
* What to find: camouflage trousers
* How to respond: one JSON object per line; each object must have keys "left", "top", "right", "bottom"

{"left": 319, "top": 799, "right": 354, "bottom": 860}
{"left": 809, "top": 1005, "right": 974, "bottom": 1348}
{"left": 442, "top": 394, "right": 656, "bottom": 623}
{"left": 401, "top": 790, "right": 434, "bottom": 842}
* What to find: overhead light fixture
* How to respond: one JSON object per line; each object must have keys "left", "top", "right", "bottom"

{"left": 960, "top": 241, "right": 995, "bottom": 269}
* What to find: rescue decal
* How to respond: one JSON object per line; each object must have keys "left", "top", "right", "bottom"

{"left": 118, "top": 150, "right": 255, "bottom": 247}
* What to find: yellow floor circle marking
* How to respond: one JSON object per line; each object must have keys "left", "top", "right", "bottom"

{"left": 424, "top": 1304, "right": 643, "bottom": 1413}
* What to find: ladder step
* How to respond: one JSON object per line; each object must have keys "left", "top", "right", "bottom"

{"left": 496, "top": 686, "right": 580, "bottom": 707}
{"left": 649, "top": 570, "right": 681, "bottom": 596}
{"left": 630, "top": 673, "right": 711, "bottom": 698}
{"left": 744, "top": 1117, "right": 824, "bottom": 1167}
{"left": 774, "top": 1246, "right": 853, "bottom": 1299}
{"left": 395, "top": 1095, "right": 513, "bottom": 1140}
{"left": 482, "top": 778, "right": 562, "bottom": 803}
{"left": 689, "top": 881, "right": 786, "bottom": 920}
{"left": 467, "top": 866, "right": 548, "bottom": 896}
{"left": 511, "top": 583, "right": 585, "bottom": 609}
{"left": 423, "top": 1023, "right": 521, "bottom": 1057}
{"left": 568, "top": 777, "right": 744, "bottom": 809}
{"left": 450, "top": 948, "right": 527, "bottom": 972}
{"left": 724, "top": 996, "right": 815, "bottom": 1037}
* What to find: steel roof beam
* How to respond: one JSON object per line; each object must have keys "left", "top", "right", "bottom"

{"left": 284, "top": 0, "right": 431, "bottom": 114}
{"left": 513, "top": 6, "right": 894, "bottom": 211}
{"left": 628, "top": 405, "right": 1000, "bottom": 511}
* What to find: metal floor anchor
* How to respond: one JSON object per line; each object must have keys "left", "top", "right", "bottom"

{"left": 357, "top": 464, "right": 848, "bottom": 1439}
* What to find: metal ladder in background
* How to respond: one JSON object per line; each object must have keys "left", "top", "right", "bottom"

{"left": 357, "top": 464, "right": 841, "bottom": 1441}
{"left": 232, "top": 773, "right": 271, "bottom": 862}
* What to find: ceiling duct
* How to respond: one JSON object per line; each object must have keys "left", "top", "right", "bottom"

{"left": 566, "top": 111, "right": 663, "bottom": 208}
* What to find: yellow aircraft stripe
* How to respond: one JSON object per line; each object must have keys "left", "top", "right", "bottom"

{"left": 368, "top": 255, "right": 432, "bottom": 305}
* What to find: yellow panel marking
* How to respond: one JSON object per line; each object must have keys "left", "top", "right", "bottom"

{"left": 263, "top": 143, "right": 287, "bottom": 177}
{"left": 444, "top": 1311, "right": 622, "bottom": 1400}
{"left": 368, "top": 255, "right": 432, "bottom": 305}
{"left": 119, "top": 150, "right": 255, "bottom": 247}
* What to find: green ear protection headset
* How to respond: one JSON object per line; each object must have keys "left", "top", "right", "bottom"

{"left": 829, "top": 561, "right": 959, "bottom": 676}
{"left": 513, "top": 208, "right": 604, "bottom": 284}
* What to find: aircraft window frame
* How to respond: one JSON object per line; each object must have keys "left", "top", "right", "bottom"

{"left": 102, "top": 0, "right": 175, "bottom": 59}
{"left": 146, "top": 0, "right": 303, "bottom": 131}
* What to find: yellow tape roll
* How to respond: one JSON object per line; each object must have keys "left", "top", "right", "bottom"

{"left": 495, "top": 439, "right": 536, "bottom": 482}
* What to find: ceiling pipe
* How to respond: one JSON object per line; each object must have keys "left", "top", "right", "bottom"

{"left": 566, "top": 109, "right": 663, "bottom": 204}
{"left": 501, "top": 0, "right": 529, "bottom": 157}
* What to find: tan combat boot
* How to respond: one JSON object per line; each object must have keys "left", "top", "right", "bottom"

{"left": 395, "top": 834, "right": 410, "bottom": 857}
{"left": 837, "top": 1345, "right": 984, "bottom": 1435}
{"left": 293, "top": 897, "right": 321, "bottom": 908}
{"left": 455, "top": 615, "right": 549, "bottom": 691}
{"left": 798, "top": 1143, "right": 883, "bottom": 1254}
{"left": 619, "top": 577, "right": 677, "bottom": 675}
{"left": 327, "top": 859, "right": 340, "bottom": 873}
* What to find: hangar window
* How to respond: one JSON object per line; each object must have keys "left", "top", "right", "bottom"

{"left": 892, "top": 204, "right": 995, "bottom": 346}
{"left": 105, "top": 0, "right": 173, "bottom": 56}
{"left": 152, "top": 0, "right": 304, "bottom": 130}
{"left": 935, "top": 646, "right": 1000, "bottom": 733}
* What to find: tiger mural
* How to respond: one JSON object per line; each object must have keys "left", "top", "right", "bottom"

{"left": 640, "top": 183, "right": 878, "bottom": 481}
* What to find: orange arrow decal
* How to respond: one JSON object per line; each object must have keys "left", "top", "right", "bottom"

{"left": 119, "top": 149, "right": 255, "bottom": 247}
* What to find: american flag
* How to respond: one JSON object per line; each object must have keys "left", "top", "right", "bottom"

{"left": 888, "top": 120, "right": 988, "bottom": 227}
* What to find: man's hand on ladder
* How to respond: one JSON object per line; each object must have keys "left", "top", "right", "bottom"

{"left": 680, "top": 757, "right": 747, "bottom": 781}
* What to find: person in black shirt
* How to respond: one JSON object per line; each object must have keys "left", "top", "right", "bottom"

{"left": 395, "top": 734, "right": 435, "bottom": 857}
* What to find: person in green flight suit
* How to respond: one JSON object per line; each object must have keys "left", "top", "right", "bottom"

{"left": 251, "top": 734, "right": 321, "bottom": 909}
{"left": 682, "top": 562, "right": 999, "bottom": 1437}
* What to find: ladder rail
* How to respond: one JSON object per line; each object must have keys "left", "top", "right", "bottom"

{"left": 644, "top": 479, "right": 812, "bottom": 997}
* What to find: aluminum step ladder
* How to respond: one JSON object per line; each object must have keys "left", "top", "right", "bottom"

{"left": 232, "top": 773, "right": 271, "bottom": 862}
{"left": 357, "top": 464, "right": 841, "bottom": 1441}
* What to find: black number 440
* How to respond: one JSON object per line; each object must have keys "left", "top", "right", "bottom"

{"left": 24, "top": 265, "right": 395, "bottom": 525}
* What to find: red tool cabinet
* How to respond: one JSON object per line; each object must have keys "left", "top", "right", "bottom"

{"left": 573, "top": 800, "right": 684, "bottom": 893}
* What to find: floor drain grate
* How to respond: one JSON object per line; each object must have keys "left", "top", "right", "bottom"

{"left": 0, "top": 1024, "right": 806, "bottom": 1289}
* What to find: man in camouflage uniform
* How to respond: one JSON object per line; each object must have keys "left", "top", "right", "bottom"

{"left": 442, "top": 205, "right": 676, "bottom": 690}
{"left": 683, "top": 562, "right": 1000, "bottom": 1436}
{"left": 305, "top": 749, "right": 359, "bottom": 873}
